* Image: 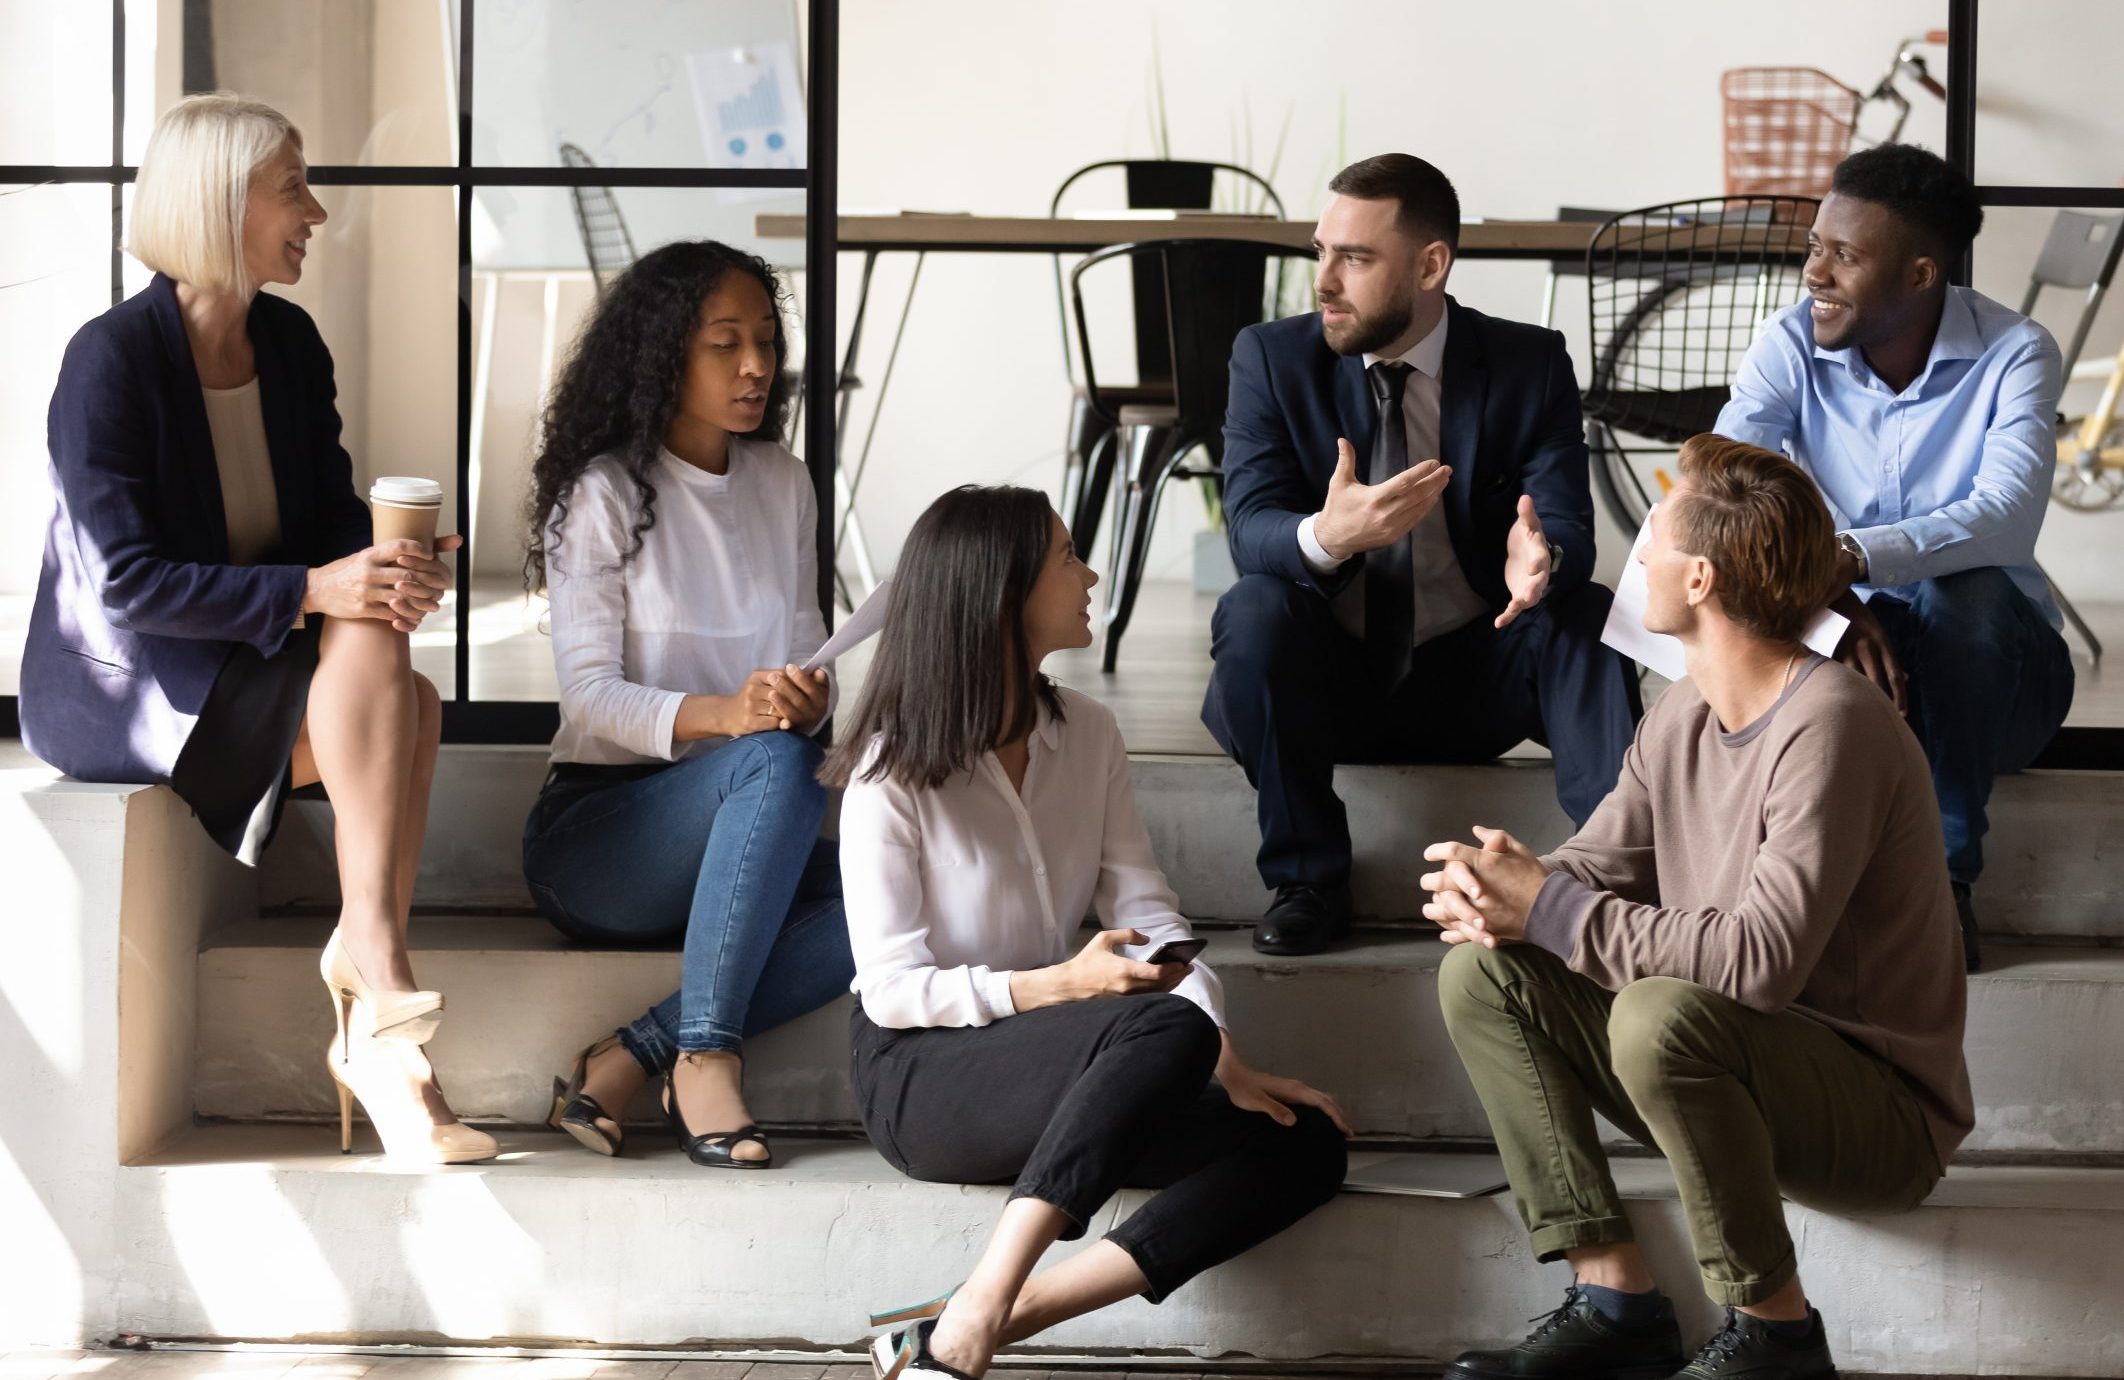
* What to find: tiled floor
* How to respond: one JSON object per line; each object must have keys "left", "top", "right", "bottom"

{"left": 0, "top": 1358, "right": 1336, "bottom": 1380}
{"left": 0, "top": 1359, "right": 865, "bottom": 1380}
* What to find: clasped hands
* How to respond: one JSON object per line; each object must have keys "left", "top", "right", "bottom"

{"left": 305, "top": 536, "right": 462, "bottom": 633}
{"left": 727, "top": 664, "right": 831, "bottom": 735}
{"left": 674, "top": 664, "right": 829, "bottom": 741}
{"left": 1312, "top": 438, "right": 1554, "bottom": 628}
{"left": 1419, "top": 825, "right": 1551, "bottom": 948}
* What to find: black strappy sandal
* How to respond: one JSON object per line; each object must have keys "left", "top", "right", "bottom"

{"left": 661, "top": 1069, "right": 773, "bottom": 1169}
{"left": 547, "top": 1035, "right": 626, "bottom": 1157}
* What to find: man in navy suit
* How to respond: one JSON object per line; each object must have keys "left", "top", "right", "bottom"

{"left": 1203, "top": 154, "right": 1642, "bottom": 955}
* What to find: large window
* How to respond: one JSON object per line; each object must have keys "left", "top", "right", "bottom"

{"left": 0, "top": 0, "right": 838, "bottom": 738}
{"left": 1957, "top": 0, "right": 2124, "bottom": 762}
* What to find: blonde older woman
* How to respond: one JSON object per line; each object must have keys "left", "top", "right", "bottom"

{"left": 20, "top": 93, "right": 492, "bottom": 1164}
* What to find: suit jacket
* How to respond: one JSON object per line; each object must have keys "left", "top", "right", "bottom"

{"left": 21, "top": 273, "right": 373, "bottom": 783}
{"left": 1220, "top": 296, "right": 1597, "bottom": 611}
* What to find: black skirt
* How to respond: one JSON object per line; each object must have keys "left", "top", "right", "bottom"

{"left": 168, "top": 621, "right": 322, "bottom": 862}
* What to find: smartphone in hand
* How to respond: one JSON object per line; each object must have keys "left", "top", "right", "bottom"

{"left": 1144, "top": 937, "right": 1208, "bottom": 965}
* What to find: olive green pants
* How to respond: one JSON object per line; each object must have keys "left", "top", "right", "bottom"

{"left": 1437, "top": 943, "right": 1942, "bottom": 1306}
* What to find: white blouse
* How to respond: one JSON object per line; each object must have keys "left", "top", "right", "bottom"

{"left": 839, "top": 685, "right": 1226, "bottom": 1031}
{"left": 545, "top": 440, "right": 831, "bottom": 765}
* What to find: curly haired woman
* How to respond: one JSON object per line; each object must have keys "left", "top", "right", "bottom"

{"left": 520, "top": 241, "right": 851, "bottom": 1169}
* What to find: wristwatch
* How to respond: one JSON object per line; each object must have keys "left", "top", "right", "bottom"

{"left": 1836, "top": 531, "right": 1869, "bottom": 582}
{"left": 1546, "top": 540, "right": 1566, "bottom": 578}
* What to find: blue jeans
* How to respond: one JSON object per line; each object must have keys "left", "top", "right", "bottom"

{"left": 520, "top": 731, "right": 853, "bottom": 1071}
{"left": 1867, "top": 567, "right": 2075, "bottom": 886}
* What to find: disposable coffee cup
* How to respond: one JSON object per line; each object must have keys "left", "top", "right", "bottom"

{"left": 370, "top": 476, "right": 444, "bottom": 555}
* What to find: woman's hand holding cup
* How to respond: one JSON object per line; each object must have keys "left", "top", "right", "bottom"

{"left": 304, "top": 534, "right": 457, "bottom": 632}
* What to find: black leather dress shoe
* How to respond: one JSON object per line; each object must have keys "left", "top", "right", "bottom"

{"left": 1446, "top": 1285, "right": 1684, "bottom": 1380}
{"left": 1674, "top": 1307, "right": 1835, "bottom": 1379}
{"left": 1952, "top": 882, "right": 1981, "bottom": 973}
{"left": 1252, "top": 881, "right": 1353, "bottom": 955}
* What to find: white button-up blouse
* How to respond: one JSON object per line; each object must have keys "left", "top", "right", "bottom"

{"left": 839, "top": 685, "right": 1225, "bottom": 1031}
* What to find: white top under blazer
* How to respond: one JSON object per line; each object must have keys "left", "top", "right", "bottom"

{"left": 544, "top": 440, "right": 831, "bottom": 765}
{"left": 839, "top": 684, "right": 1226, "bottom": 1031}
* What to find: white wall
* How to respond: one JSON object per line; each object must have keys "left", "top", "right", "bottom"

{"left": 8, "top": 2, "right": 2124, "bottom": 606}
{"left": 833, "top": 0, "right": 2123, "bottom": 601}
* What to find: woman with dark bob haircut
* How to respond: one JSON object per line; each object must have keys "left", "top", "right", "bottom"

{"left": 522, "top": 240, "right": 851, "bottom": 1170}
{"left": 827, "top": 486, "right": 1351, "bottom": 1380}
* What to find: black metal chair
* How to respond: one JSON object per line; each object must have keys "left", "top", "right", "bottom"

{"left": 1583, "top": 196, "right": 1818, "bottom": 531}
{"left": 559, "top": 142, "right": 638, "bottom": 293}
{"left": 1070, "top": 237, "right": 1312, "bottom": 671}
{"left": 1050, "top": 161, "right": 1286, "bottom": 559}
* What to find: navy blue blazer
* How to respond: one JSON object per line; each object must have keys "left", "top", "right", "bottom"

{"left": 1220, "top": 296, "right": 1597, "bottom": 611}
{"left": 20, "top": 274, "right": 372, "bottom": 783}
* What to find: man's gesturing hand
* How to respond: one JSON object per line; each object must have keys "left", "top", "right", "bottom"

{"left": 1312, "top": 437, "right": 1452, "bottom": 561}
{"left": 1496, "top": 497, "right": 1553, "bottom": 629}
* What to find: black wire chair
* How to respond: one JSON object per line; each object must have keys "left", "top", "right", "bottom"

{"left": 1050, "top": 161, "right": 1286, "bottom": 559}
{"left": 559, "top": 142, "right": 638, "bottom": 293}
{"left": 1070, "top": 237, "right": 1313, "bottom": 670}
{"left": 1583, "top": 196, "right": 1818, "bottom": 531}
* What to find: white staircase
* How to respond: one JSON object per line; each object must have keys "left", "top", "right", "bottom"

{"left": 5, "top": 741, "right": 2123, "bottom": 1375}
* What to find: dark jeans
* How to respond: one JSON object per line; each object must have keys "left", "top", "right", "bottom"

{"left": 522, "top": 732, "right": 853, "bottom": 1071}
{"left": 850, "top": 994, "right": 1347, "bottom": 1303}
{"left": 1867, "top": 568, "right": 2074, "bottom": 885}
{"left": 1201, "top": 573, "right": 1643, "bottom": 890}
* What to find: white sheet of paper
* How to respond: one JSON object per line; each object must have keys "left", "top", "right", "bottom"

{"left": 1599, "top": 505, "right": 1849, "bottom": 683}
{"left": 804, "top": 579, "right": 891, "bottom": 671}
{"left": 689, "top": 42, "right": 806, "bottom": 198}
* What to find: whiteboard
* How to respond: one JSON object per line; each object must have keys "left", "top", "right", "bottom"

{"left": 469, "top": 0, "right": 807, "bottom": 271}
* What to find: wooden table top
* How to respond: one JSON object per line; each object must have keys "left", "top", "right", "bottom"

{"left": 754, "top": 212, "right": 1594, "bottom": 257}
{"left": 755, "top": 213, "right": 1812, "bottom": 262}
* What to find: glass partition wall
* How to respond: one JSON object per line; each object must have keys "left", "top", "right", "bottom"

{"left": 0, "top": 0, "right": 839, "bottom": 739}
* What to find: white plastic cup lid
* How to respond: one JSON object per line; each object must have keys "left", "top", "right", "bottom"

{"left": 370, "top": 476, "right": 444, "bottom": 506}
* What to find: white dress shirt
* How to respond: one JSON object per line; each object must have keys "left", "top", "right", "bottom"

{"left": 1296, "top": 312, "right": 1489, "bottom": 647}
{"left": 839, "top": 685, "right": 1226, "bottom": 1031}
{"left": 544, "top": 440, "right": 831, "bottom": 765}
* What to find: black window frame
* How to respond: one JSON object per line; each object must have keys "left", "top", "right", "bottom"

{"left": 1943, "top": 0, "right": 2121, "bottom": 769}
{"left": 0, "top": 0, "right": 841, "bottom": 746}
{"left": 8, "top": 1, "right": 2116, "bottom": 768}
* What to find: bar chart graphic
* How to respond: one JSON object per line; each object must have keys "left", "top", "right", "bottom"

{"left": 717, "top": 69, "right": 785, "bottom": 134}
{"left": 690, "top": 43, "right": 806, "bottom": 171}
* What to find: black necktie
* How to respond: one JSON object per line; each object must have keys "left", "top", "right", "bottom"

{"left": 1365, "top": 361, "right": 1416, "bottom": 687}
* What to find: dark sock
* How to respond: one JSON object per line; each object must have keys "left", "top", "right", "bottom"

{"left": 1754, "top": 1310, "right": 1818, "bottom": 1342}
{"left": 1579, "top": 1282, "right": 1670, "bottom": 1327}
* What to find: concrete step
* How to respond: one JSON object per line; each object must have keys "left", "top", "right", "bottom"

{"left": 256, "top": 747, "right": 2124, "bottom": 941}
{"left": 116, "top": 1124, "right": 2124, "bottom": 1375}
{"left": 197, "top": 917, "right": 2124, "bottom": 1158}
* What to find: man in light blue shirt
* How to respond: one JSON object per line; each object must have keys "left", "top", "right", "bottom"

{"left": 1717, "top": 144, "right": 2074, "bottom": 970}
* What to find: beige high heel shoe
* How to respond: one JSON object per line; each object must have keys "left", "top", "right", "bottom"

{"left": 319, "top": 929, "right": 443, "bottom": 1043}
{"left": 327, "top": 989, "right": 499, "bottom": 1165}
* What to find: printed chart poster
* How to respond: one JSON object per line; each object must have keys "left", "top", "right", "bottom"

{"left": 689, "top": 42, "right": 807, "bottom": 172}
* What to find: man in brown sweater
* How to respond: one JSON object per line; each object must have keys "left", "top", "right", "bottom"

{"left": 1423, "top": 435, "right": 1971, "bottom": 1380}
